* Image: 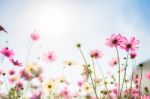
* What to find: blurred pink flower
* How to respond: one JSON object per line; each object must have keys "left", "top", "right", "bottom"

{"left": 10, "top": 58, "right": 22, "bottom": 66}
{"left": 0, "top": 47, "right": 14, "bottom": 58}
{"left": 8, "top": 69, "right": 15, "bottom": 75}
{"left": 90, "top": 49, "right": 103, "bottom": 59}
{"left": 43, "top": 51, "right": 56, "bottom": 62}
{"left": 20, "top": 69, "right": 31, "bottom": 80}
{"left": 145, "top": 72, "right": 150, "bottom": 80}
{"left": 30, "top": 91, "right": 42, "bottom": 99}
{"left": 30, "top": 33, "right": 40, "bottom": 41}
{"left": 60, "top": 87, "right": 70, "bottom": 98}
{"left": 130, "top": 51, "right": 137, "bottom": 59}
{"left": 77, "top": 81, "right": 83, "bottom": 87}
{"left": 15, "top": 81, "right": 23, "bottom": 90}
{"left": 106, "top": 34, "right": 124, "bottom": 48}
{"left": 141, "top": 95, "right": 150, "bottom": 99}
{"left": 108, "top": 58, "right": 118, "bottom": 67}
{"left": 120, "top": 37, "right": 140, "bottom": 52}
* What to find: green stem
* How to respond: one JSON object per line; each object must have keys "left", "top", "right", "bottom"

{"left": 120, "top": 51, "right": 129, "bottom": 97}
{"left": 115, "top": 46, "right": 121, "bottom": 99}
{"left": 78, "top": 47, "right": 99, "bottom": 99}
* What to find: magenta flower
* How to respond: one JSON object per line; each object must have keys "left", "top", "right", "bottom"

{"left": 90, "top": 49, "right": 103, "bottom": 59}
{"left": 30, "top": 91, "right": 42, "bottom": 99}
{"left": 0, "top": 47, "right": 14, "bottom": 58}
{"left": 30, "top": 33, "right": 40, "bottom": 41}
{"left": 43, "top": 51, "right": 56, "bottom": 62}
{"left": 108, "top": 58, "right": 118, "bottom": 67}
{"left": 120, "top": 37, "right": 140, "bottom": 52}
{"left": 15, "top": 81, "right": 23, "bottom": 90}
{"left": 106, "top": 34, "right": 124, "bottom": 48}
{"left": 145, "top": 72, "right": 150, "bottom": 80}
{"left": 10, "top": 58, "right": 22, "bottom": 66}
{"left": 8, "top": 69, "right": 15, "bottom": 76}
{"left": 130, "top": 51, "right": 137, "bottom": 59}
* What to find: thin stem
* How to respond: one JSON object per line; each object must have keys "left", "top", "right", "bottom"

{"left": 139, "top": 66, "right": 143, "bottom": 97}
{"left": 95, "top": 60, "right": 112, "bottom": 99}
{"left": 78, "top": 47, "right": 99, "bottom": 99}
{"left": 129, "top": 59, "right": 135, "bottom": 98}
{"left": 120, "top": 51, "right": 129, "bottom": 97}
{"left": 115, "top": 46, "right": 121, "bottom": 99}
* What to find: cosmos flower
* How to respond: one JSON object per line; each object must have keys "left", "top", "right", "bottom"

{"left": 44, "top": 80, "right": 56, "bottom": 92}
{"left": 20, "top": 69, "right": 31, "bottom": 80}
{"left": 63, "top": 60, "right": 77, "bottom": 67}
{"left": 9, "top": 76, "right": 18, "bottom": 83}
{"left": 120, "top": 37, "right": 140, "bottom": 52}
{"left": 25, "top": 62, "right": 42, "bottom": 77}
{"left": 60, "top": 87, "right": 70, "bottom": 98}
{"left": 90, "top": 49, "right": 103, "bottom": 59}
{"left": 30, "top": 91, "right": 42, "bottom": 99}
{"left": 0, "top": 47, "right": 14, "bottom": 58}
{"left": 43, "top": 51, "right": 56, "bottom": 62}
{"left": 130, "top": 51, "right": 137, "bottom": 59}
{"left": 30, "top": 33, "right": 40, "bottom": 41}
{"left": 10, "top": 58, "right": 22, "bottom": 66}
{"left": 108, "top": 58, "right": 118, "bottom": 67}
{"left": 106, "top": 34, "right": 124, "bottom": 48}
{"left": 82, "top": 82, "right": 93, "bottom": 93}
{"left": 8, "top": 69, "right": 15, "bottom": 76}
{"left": 145, "top": 72, "right": 150, "bottom": 80}
{"left": 15, "top": 81, "right": 23, "bottom": 90}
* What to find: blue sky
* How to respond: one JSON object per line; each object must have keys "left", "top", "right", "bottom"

{"left": 0, "top": 0, "right": 150, "bottom": 87}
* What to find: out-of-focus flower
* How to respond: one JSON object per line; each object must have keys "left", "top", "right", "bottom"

{"left": 63, "top": 60, "right": 77, "bottom": 67}
{"left": 81, "top": 65, "right": 91, "bottom": 81}
{"left": 145, "top": 72, "right": 150, "bottom": 80}
{"left": 20, "top": 69, "right": 31, "bottom": 80}
{"left": 43, "top": 51, "right": 56, "bottom": 62}
{"left": 44, "top": 80, "right": 56, "bottom": 92}
{"left": 30, "top": 33, "right": 40, "bottom": 41}
{"left": 9, "top": 76, "right": 18, "bottom": 83}
{"left": 141, "top": 95, "right": 150, "bottom": 99}
{"left": 25, "top": 62, "right": 42, "bottom": 77}
{"left": 130, "top": 51, "right": 137, "bottom": 59}
{"left": 57, "top": 76, "right": 66, "bottom": 84}
{"left": 0, "top": 47, "right": 14, "bottom": 58}
{"left": 10, "top": 58, "right": 22, "bottom": 66}
{"left": 82, "top": 82, "right": 93, "bottom": 93}
{"left": 60, "top": 87, "right": 70, "bottom": 98}
{"left": 106, "top": 34, "right": 124, "bottom": 48}
{"left": 15, "top": 81, "right": 23, "bottom": 90}
{"left": 77, "top": 80, "right": 84, "bottom": 87}
{"left": 30, "top": 91, "right": 42, "bottom": 99}
{"left": 8, "top": 69, "right": 15, "bottom": 76}
{"left": 108, "top": 58, "right": 118, "bottom": 67}
{"left": 90, "top": 49, "right": 103, "bottom": 59}
{"left": 0, "top": 69, "right": 3, "bottom": 75}
{"left": 120, "top": 37, "right": 140, "bottom": 52}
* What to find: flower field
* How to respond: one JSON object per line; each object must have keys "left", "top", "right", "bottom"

{"left": 0, "top": 28, "right": 150, "bottom": 99}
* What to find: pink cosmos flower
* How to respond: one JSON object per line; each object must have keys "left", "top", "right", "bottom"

{"left": 77, "top": 81, "right": 84, "bottom": 87}
{"left": 106, "top": 34, "right": 124, "bottom": 48}
{"left": 43, "top": 51, "right": 56, "bottom": 62}
{"left": 8, "top": 69, "right": 15, "bottom": 75}
{"left": 20, "top": 69, "right": 31, "bottom": 80}
{"left": 108, "top": 58, "right": 118, "bottom": 67}
{"left": 145, "top": 72, "right": 150, "bottom": 80}
{"left": 30, "top": 33, "right": 40, "bottom": 41}
{"left": 30, "top": 91, "right": 42, "bottom": 99}
{"left": 0, "top": 47, "right": 14, "bottom": 58}
{"left": 90, "top": 49, "right": 103, "bottom": 59}
{"left": 60, "top": 87, "right": 70, "bottom": 98}
{"left": 15, "top": 81, "right": 23, "bottom": 90}
{"left": 10, "top": 58, "right": 22, "bottom": 66}
{"left": 120, "top": 37, "right": 140, "bottom": 52}
{"left": 130, "top": 51, "right": 137, "bottom": 59}
{"left": 0, "top": 70, "right": 2, "bottom": 75}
